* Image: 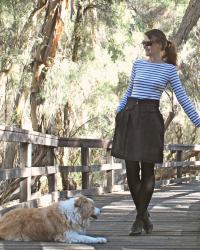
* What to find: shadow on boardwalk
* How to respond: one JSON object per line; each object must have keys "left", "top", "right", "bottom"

{"left": 89, "top": 181, "right": 200, "bottom": 250}
{"left": 0, "top": 182, "right": 200, "bottom": 250}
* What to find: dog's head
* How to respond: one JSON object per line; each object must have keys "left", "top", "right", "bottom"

{"left": 74, "top": 195, "right": 101, "bottom": 220}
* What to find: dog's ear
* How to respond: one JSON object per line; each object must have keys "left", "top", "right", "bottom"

{"left": 74, "top": 195, "right": 87, "bottom": 208}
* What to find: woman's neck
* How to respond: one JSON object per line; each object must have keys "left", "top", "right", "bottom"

{"left": 148, "top": 55, "right": 164, "bottom": 63}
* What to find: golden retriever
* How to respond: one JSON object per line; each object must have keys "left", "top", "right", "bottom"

{"left": 0, "top": 195, "right": 107, "bottom": 244}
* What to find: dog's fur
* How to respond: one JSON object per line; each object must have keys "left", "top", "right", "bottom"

{"left": 0, "top": 195, "right": 107, "bottom": 244}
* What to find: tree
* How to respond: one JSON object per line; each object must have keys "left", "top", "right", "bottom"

{"left": 172, "top": 0, "right": 200, "bottom": 47}
{"left": 30, "top": 0, "right": 69, "bottom": 131}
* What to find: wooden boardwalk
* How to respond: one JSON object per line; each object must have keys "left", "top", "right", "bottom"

{"left": 0, "top": 181, "right": 200, "bottom": 249}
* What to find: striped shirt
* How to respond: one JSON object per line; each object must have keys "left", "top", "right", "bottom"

{"left": 117, "top": 59, "right": 200, "bottom": 127}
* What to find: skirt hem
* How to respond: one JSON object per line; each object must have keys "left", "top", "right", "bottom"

{"left": 111, "top": 152, "right": 163, "bottom": 164}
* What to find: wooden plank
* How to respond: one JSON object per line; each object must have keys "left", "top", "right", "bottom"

{"left": 0, "top": 126, "right": 58, "bottom": 146}
{"left": 81, "top": 147, "right": 90, "bottom": 189}
{"left": 2, "top": 162, "right": 200, "bottom": 181}
{"left": 0, "top": 166, "right": 58, "bottom": 179}
{"left": 0, "top": 242, "right": 95, "bottom": 250}
{"left": 58, "top": 137, "right": 112, "bottom": 149}
{"left": 60, "top": 163, "right": 123, "bottom": 173}
{"left": 47, "top": 147, "right": 57, "bottom": 194}
{"left": 176, "top": 150, "right": 183, "bottom": 183}
{"left": 0, "top": 163, "right": 123, "bottom": 180}
{"left": 58, "top": 138, "right": 200, "bottom": 151}
{"left": 155, "top": 176, "right": 200, "bottom": 187}
{"left": 106, "top": 149, "right": 114, "bottom": 193}
{"left": 2, "top": 163, "right": 200, "bottom": 181}
{"left": 155, "top": 160, "right": 200, "bottom": 168}
{"left": 20, "top": 143, "right": 32, "bottom": 202}
{"left": 164, "top": 143, "right": 200, "bottom": 151}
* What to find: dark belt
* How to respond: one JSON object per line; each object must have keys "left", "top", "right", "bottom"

{"left": 127, "top": 97, "right": 159, "bottom": 106}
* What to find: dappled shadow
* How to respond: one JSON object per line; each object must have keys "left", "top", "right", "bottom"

{"left": 90, "top": 181, "right": 200, "bottom": 250}
{"left": 149, "top": 181, "right": 200, "bottom": 212}
{"left": 0, "top": 241, "right": 94, "bottom": 250}
{"left": 0, "top": 241, "right": 43, "bottom": 250}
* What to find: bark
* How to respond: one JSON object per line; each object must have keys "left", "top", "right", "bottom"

{"left": 18, "top": 0, "right": 48, "bottom": 50}
{"left": 2, "top": 143, "right": 18, "bottom": 169}
{"left": 164, "top": 112, "right": 175, "bottom": 133}
{"left": 71, "top": 1, "right": 99, "bottom": 62}
{"left": 30, "top": 0, "right": 69, "bottom": 131}
{"left": 0, "top": 63, "right": 12, "bottom": 125}
{"left": 54, "top": 102, "right": 76, "bottom": 189}
{"left": 71, "top": 2, "right": 83, "bottom": 62}
{"left": 172, "top": 0, "right": 200, "bottom": 47}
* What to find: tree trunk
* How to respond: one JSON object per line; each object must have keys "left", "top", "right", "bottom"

{"left": 172, "top": 0, "right": 200, "bottom": 47}
{"left": 30, "top": 0, "right": 69, "bottom": 131}
{"left": 18, "top": 0, "right": 48, "bottom": 50}
{"left": 71, "top": 2, "right": 83, "bottom": 62}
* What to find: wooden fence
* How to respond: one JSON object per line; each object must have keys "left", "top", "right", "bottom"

{"left": 0, "top": 125, "right": 199, "bottom": 215}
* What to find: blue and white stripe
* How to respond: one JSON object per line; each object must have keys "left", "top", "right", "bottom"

{"left": 117, "top": 59, "right": 200, "bottom": 127}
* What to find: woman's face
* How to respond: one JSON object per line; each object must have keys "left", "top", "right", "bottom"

{"left": 142, "top": 35, "right": 162, "bottom": 57}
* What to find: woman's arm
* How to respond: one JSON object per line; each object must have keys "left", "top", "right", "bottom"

{"left": 169, "top": 66, "right": 200, "bottom": 127}
{"left": 117, "top": 61, "right": 136, "bottom": 112}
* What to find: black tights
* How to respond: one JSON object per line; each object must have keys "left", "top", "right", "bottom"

{"left": 125, "top": 160, "right": 155, "bottom": 219}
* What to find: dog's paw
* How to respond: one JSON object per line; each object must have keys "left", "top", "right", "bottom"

{"left": 95, "top": 237, "right": 107, "bottom": 244}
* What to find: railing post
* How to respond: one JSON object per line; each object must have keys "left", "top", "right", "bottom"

{"left": 47, "top": 147, "right": 57, "bottom": 194}
{"left": 176, "top": 150, "right": 183, "bottom": 184}
{"left": 81, "top": 147, "right": 89, "bottom": 189}
{"left": 20, "top": 143, "right": 32, "bottom": 202}
{"left": 106, "top": 148, "right": 114, "bottom": 193}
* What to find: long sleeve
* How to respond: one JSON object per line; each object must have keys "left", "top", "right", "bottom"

{"left": 117, "top": 61, "right": 136, "bottom": 112}
{"left": 169, "top": 66, "right": 200, "bottom": 127}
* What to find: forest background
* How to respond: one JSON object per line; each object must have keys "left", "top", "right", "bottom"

{"left": 0, "top": 0, "right": 200, "bottom": 196}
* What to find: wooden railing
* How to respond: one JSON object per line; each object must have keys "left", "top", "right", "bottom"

{"left": 156, "top": 144, "right": 200, "bottom": 186}
{"left": 0, "top": 125, "right": 199, "bottom": 215}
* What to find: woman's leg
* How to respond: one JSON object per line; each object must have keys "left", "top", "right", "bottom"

{"left": 127, "top": 161, "right": 155, "bottom": 235}
{"left": 125, "top": 160, "right": 141, "bottom": 210}
{"left": 125, "top": 160, "right": 155, "bottom": 215}
{"left": 125, "top": 160, "right": 155, "bottom": 235}
{"left": 137, "top": 161, "right": 155, "bottom": 219}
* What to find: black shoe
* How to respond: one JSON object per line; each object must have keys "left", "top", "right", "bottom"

{"left": 129, "top": 217, "right": 143, "bottom": 236}
{"left": 143, "top": 211, "right": 153, "bottom": 234}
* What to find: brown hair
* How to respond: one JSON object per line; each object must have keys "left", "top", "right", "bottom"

{"left": 144, "top": 29, "right": 177, "bottom": 66}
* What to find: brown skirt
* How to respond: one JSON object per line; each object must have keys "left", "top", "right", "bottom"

{"left": 111, "top": 97, "right": 164, "bottom": 163}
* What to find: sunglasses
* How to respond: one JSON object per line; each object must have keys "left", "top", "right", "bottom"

{"left": 141, "top": 41, "right": 154, "bottom": 47}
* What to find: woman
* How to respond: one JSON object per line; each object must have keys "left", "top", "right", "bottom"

{"left": 111, "top": 29, "right": 200, "bottom": 236}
